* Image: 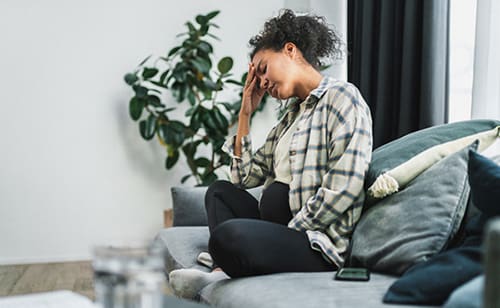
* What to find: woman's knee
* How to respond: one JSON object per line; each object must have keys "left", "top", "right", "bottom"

{"left": 209, "top": 219, "right": 244, "bottom": 252}
{"left": 205, "top": 180, "right": 233, "bottom": 210}
{"left": 208, "top": 219, "right": 251, "bottom": 277}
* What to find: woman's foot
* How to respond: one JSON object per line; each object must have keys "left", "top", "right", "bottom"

{"left": 168, "top": 268, "right": 229, "bottom": 299}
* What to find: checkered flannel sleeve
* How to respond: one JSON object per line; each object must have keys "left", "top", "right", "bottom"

{"left": 221, "top": 132, "right": 273, "bottom": 188}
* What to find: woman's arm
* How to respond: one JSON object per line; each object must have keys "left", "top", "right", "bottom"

{"left": 221, "top": 63, "right": 274, "bottom": 188}
{"left": 288, "top": 87, "right": 373, "bottom": 231}
{"left": 235, "top": 63, "right": 266, "bottom": 157}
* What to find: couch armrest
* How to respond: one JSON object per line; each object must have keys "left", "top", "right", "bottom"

{"left": 170, "top": 185, "right": 263, "bottom": 227}
{"left": 484, "top": 217, "right": 500, "bottom": 308}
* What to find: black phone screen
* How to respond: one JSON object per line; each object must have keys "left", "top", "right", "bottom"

{"left": 334, "top": 267, "right": 370, "bottom": 281}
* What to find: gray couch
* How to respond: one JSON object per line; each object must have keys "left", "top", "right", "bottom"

{"left": 155, "top": 187, "right": 435, "bottom": 308}
{"left": 154, "top": 120, "right": 500, "bottom": 308}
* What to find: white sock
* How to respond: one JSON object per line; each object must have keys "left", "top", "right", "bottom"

{"left": 196, "top": 252, "right": 214, "bottom": 268}
{"left": 169, "top": 268, "right": 229, "bottom": 299}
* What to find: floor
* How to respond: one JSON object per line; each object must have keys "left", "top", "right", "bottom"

{"left": 0, "top": 261, "right": 95, "bottom": 299}
{"left": 0, "top": 261, "right": 175, "bottom": 300}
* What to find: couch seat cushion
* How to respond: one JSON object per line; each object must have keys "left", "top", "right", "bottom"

{"left": 200, "top": 272, "right": 437, "bottom": 308}
{"left": 154, "top": 226, "right": 210, "bottom": 273}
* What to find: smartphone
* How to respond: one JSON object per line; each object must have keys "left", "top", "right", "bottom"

{"left": 334, "top": 267, "right": 370, "bottom": 281}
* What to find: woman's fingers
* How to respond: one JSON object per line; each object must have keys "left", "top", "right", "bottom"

{"left": 245, "top": 63, "right": 254, "bottom": 87}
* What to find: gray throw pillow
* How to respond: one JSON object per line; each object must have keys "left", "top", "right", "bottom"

{"left": 170, "top": 185, "right": 263, "bottom": 227}
{"left": 350, "top": 142, "right": 477, "bottom": 275}
{"left": 171, "top": 186, "right": 209, "bottom": 226}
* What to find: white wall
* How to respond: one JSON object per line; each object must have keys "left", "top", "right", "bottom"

{"left": 0, "top": 0, "right": 345, "bottom": 264}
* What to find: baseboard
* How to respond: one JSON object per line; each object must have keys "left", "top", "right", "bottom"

{"left": 0, "top": 254, "right": 92, "bottom": 266}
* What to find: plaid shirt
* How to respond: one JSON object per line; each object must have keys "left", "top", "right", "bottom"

{"left": 222, "top": 77, "right": 373, "bottom": 267}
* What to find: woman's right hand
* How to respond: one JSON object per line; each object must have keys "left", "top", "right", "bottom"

{"left": 240, "top": 63, "right": 266, "bottom": 118}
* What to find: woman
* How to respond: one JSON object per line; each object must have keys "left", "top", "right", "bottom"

{"left": 169, "top": 9, "right": 373, "bottom": 298}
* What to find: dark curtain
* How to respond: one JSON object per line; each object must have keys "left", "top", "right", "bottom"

{"left": 348, "top": 0, "right": 450, "bottom": 148}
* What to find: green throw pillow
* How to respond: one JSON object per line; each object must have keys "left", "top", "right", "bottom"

{"left": 365, "top": 119, "right": 499, "bottom": 205}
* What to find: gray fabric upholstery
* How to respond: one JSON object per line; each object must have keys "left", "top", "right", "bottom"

{"left": 443, "top": 275, "right": 483, "bottom": 308}
{"left": 200, "top": 272, "right": 436, "bottom": 308}
{"left": 155, "top": 225, "right": 437, "bottom": 308}
{"left": 171, "top": 186, "right": 263, "bottom": 227}
{"left": 154, "top": 227, "right": 210, "bottom": 273}
{"left": 366, "top": 119, "right": 500, "bottom": 190}
{"left": 171, "top": 187, "right": 209, "bottom": 226}
{"left": 350, "top": 143, "right": 475, "bottom": 275}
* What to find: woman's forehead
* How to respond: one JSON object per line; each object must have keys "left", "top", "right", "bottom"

{"left": 251, "top": 49, "right": 275, "bottom": 66}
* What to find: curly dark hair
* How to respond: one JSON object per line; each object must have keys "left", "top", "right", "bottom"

{"left": 249, "top": 9, "right": 344, "bottom": 69}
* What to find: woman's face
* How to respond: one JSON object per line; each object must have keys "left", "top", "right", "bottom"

{"left": 251, "top": 44, "right": 298, "bottom": 100}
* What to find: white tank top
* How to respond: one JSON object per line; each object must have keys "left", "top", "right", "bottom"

{"left": 273, "top": 102, "right": 307, "bottom": 184}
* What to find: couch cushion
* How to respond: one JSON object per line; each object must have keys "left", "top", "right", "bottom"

{"left": 350, "top": 142, "right": 476, "bottom": 275}
{"left": 443, "top": 275, "right": 483, "bottom": 308}
{"left": 171, "top": 186, "right": 263, "bottom": 226}
{"left": 468, "top": 151, "right": 500, "bottom": 218}
{"left": 365, "top": 119, "right": 499, "bottom": 203}
{"left": 154, "top": 226, "right": 210, "bottom": 273}
{"left": 200, "top": 272, "right": 436, "bottom": 308}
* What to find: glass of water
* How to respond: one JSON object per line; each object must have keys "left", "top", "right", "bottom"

{"left": 92, "top": 245, "right": 165, "bottom": 308}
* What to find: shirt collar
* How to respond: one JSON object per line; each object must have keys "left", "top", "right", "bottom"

{"left": 309, "top": 75, "right": 333, "bottom": 101}
{"left": 287, "top": 75, "right": 333, "bottom": 111}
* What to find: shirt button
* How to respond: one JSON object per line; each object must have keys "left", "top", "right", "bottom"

{"left": 290, "top": 150, "right": 297, "bottom": 156}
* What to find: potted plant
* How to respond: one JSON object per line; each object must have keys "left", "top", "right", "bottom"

{"left": 124, "top": 10, "right": 270, "bottom": 187}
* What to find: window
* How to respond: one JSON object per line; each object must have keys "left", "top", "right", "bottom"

{"left": 448, "top": 0, "right": 477, "bottom": 122}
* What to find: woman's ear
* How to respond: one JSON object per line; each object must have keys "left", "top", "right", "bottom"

{"left": 283, "top": 42, "right": 297, "bottom": 59}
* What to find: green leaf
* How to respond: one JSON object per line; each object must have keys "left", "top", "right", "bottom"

{"left": 124, "top": 73, "right": 138, "bottom": 85}
{"left": 159, "top": 70, "right": 170, "bottom": 84}
{"left": 217, "top": 57, "right": 233, "bottom": 74}
{"left": 182, "top": 140, "right": 203, "bottom": 157}
{"left": 139, "top": 114, "right": 157, "bottom": 140}
{"left": 142, "top": 67, "right": 159, "bottom": 79}
{"left": 190, "top": 111, "right": 201, "bottom": 131}
{"left": 217, "top": 102, "right": 235, "bottom": 112}
{"left": 206, "top": 33, "right": 220, "bottom": 41}
{"left": 133, "top": 85, "right": 148, "bottom": 98}
{"left": 198, "top": 41, "right": 213, "bottom": 54}
{"left": 185, "top": 105, "right": 197, "bottom": 117}
{"left": 201, "top": 172, "right": 218, "bottom": 186}
{"left": 168, "top": 46, "right": 182, "bottom": 57}
{"left": 202, "top": 110, "right": 218, "bottom": 132}
{"left": 195, "top": 157, "right": 211, "bottom": 168}
{"left": 213, "top": 107, "right": 229, "bottom": 132}
{"left": 203, "top": 78, "right": 218, "bottom": 91}
{"left": 186, "top": 21, "right": 197, "bottom": 34}
{"left": 129, "top": 97, "right": 144, "bottom": 121}
{"left": 187, "top": 89, "right": 196, "bottom": 105}
{"left": 200, "top": 24, "right": 209, "bottom": 35}
{"left": 181, "top": 174, "right": 192, "bottom": 184}
{"left": 225, "top": 79, "right": 243, "bottom": 86}
{"left": 160, "top": 122, "right": 185, "bottom": 146}
{"left": 206, "top": 11, "right": 220, "bottom": 20}
{"left": 147, "top": 95, "right": 163, "bottom": 107}
{"left": 138, "top": 55, "right": 152, "bottom": 66}
{"left": 165, "top": 149, "right": 179, "bottom": 169}
{"left": 191, "top": 58, "right": 211, "bottom": 74}
{"left": 147, "top": 80, "right": 169, "bottom": 89}
{"left": 195, "top": 15, "right": 207, "bottom": 25}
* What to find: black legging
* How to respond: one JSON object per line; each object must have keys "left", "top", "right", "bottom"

{"left": 205, "top": 180, "right": 335, "bottom": 278}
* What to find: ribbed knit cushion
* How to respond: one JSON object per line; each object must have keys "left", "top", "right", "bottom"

{"left": 365, "top": 119, "right": 499, "bottom": 204}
